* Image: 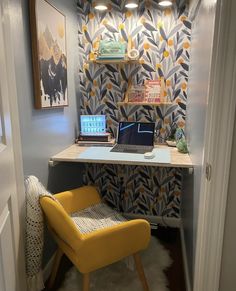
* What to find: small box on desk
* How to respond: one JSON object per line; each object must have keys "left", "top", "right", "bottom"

{"left": 76, "top": 134, "right": 115, "bottom": 147}
{"left": 77, "top": 133, "right": 111, "bottom": 142}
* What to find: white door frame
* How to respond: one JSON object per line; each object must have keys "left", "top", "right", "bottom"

{"left": 194, "top": 0, "right": 236, "bottom": 290}
{"left": 1, "top": 0, "right": 26, "bottom": 289}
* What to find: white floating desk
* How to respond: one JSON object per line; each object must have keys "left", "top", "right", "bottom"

{"left": 50, "top": 144, "right": 193, "bottom": 168}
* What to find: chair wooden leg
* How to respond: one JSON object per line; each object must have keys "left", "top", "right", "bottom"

{"left": 48, "top": 248, "right": 63, "bottom": 289}
{"left": 83, "top": 273, "right": 90, "bottom": 291}
{"left": 133, "top": 253, "right": 149, "bottom": 291}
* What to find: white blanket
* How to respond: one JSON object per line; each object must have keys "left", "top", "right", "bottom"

{"left": 25, "top": 176, "right": 55, "bottom": 291}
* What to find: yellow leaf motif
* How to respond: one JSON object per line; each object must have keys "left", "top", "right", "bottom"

{"left": 164, "top": 8, "right": 172, "bottom": 16}
{"left": 157, "top": 21, "right": 163, "bottom": 29}
{"left": 82, "top": 25, "right": 87, "bottom": 32}
{"left": 160, "top": 128, "right": 166, "bottom": 134}
{"left": 183, "top": 42, "right": 190, "bottom": 49}
{"left": 168, "top": 39, "right": 174, "bottom": 46}
{"left": 106, "top": 83, "right": 112, "bottom": 90}
{"left": 119, "top": 23, "right": 125, "bottom": 30}
{"left": 88, "top": 13, "right": 94, "bottom": 20}
{"left": 126, "top": 11, "right": 132, "bottom": 18}
{"left": 83, "top": 63, "right": 89, "bottom": 70}
{"left": 93, "top": 80, "right": 98, "bottom": 86}
{"left": 90, "top": 90, "right": 95, "bottom": 97}
{"left": 143, "top": 43, "right": 150, "bottom": 50}
{"left": 180, "top": 16, "right": 187, "bottom": 22}
{"left": 102, "top": 19, "right": 108, "bottom": 25}
{"left": 177, "top": 121, "right": 185, "bottom": 128}
{"left": 182, "top": 83, "right": 187, "bottom": 91}
{"left": 163, "top": 50, "right": 169, "bottom": 58}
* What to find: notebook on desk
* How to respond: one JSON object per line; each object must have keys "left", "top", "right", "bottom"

{"left": 110, "top": 122, "right": 155, "bottom": 154}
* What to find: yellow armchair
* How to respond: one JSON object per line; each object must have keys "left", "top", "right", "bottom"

{"left": 40, "top": 186, "right": 151, "bottom": 291}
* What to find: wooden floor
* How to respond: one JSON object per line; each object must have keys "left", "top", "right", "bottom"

{"left": 45, "top": 227, "right": 186, "bottom": 291}
{"left": 153, "top": 227, "right": 186, "bottom": 291}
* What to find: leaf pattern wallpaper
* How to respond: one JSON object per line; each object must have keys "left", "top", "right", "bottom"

{"left": 77, "top": 0, "right": 191, "bottom": 217}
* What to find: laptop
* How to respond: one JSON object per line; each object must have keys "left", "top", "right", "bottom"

{"left": 110, "top": 122, "right": 155, "bottom": 154}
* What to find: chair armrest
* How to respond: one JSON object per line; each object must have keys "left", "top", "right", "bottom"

{"left": 40, "top": 197, "right": 83, "bottom": 250}
{"left": 55, "top": 186, "right": 102, "bottom": 214}
{"left": 76, "top": 219, "right": 151, "bottom": 273}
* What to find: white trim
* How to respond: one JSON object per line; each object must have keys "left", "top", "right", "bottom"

{"left": 0, "top": 0, "right": 26, "bottom": 290}
{"left": 194, "top": 0, "right": 236, "bottom": 290}
{"left": 180, "top": 225, "right": 191, "bottom": 291}
{"left": 123, "top": 213, "right": 181, "bottom": 228}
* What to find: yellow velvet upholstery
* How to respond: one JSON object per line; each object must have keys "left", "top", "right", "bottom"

{"left": 40, "top": 186, "right": 151, "bottom": 274}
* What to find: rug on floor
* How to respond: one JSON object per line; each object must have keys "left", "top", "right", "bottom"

{"left": 58, "top": 236, "right": 172, "bottom": 291}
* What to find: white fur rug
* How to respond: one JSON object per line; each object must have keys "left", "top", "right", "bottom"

{"left": 58, "top": 237, "right": 172, "bottom": 291}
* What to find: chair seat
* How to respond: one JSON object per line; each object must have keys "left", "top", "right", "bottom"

{"left": 71, "top": 203, "right": 126, "bottom": 235}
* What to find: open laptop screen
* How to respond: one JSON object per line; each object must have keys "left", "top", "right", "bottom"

{"left": 117, "top": 122, "right": 155, "bottom": 146}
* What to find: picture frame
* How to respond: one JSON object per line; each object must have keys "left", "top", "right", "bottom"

{"left": 29, "top": 0, "right": 68, "bottom": 109}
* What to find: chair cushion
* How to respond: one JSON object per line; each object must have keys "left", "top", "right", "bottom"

{"left": 71, "top": 203, "right": 126, "bottom": 234}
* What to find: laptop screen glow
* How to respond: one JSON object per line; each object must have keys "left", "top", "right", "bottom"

{"left": 80, "top": 115, "right": 106, "bottom": 135}
{"left": 117, "top": 122, "right": 155, "bottom": 146}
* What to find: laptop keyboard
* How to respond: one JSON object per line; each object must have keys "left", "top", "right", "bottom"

{"left": 110, "top": 145, "right": 153, "bottom": 154}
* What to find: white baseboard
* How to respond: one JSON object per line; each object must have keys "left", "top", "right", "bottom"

{"left": 123, "top": 213, "right": 181, "bottom": 228}
{"left": 180, "top": 225, "right": 192, "bottom": 291}
{"left": 43, "top": 252, "right": 56, "bottom": 283}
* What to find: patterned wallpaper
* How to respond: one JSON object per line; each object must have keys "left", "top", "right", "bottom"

{"left": 77, "top": 0, "right": 191, "bottom": 217}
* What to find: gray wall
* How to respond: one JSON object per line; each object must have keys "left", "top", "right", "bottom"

{"left": 10, "top": 0, "right": 85, "bottom": 266}
{"left": 183, "top": 0, "right": 216, "bottom": 286}
{"left": 11, "top": 0, "right": 81, "bottom": 188}
{"left": 219, "top": 112, "right": 236, "bottom": 291}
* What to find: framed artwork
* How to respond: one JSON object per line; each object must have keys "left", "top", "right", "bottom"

{"left": 29, "top": 0, "right": 68, "bottom": 109}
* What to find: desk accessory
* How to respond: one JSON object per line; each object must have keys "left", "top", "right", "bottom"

{"left": 79, "top": 114, "right": 111, "bottom": 142}
{"left": 127, "top": 49, "right": 139, "bottom": 60}
{"left": 144, "top": 152, "right": 155, "bottom": 159}
{"left": 97, "top": 40, "right": 126, "bottom": 60}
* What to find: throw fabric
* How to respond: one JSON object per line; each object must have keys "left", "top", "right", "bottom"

{"left": 71, "top": 203, "right": 126, "bottom": 234}
{"left": 25, "top": 176, "right": 56, "bottom": 291}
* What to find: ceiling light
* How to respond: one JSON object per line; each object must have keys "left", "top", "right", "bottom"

{"left": 158, "top": 0, "right": 173, "bottom": 7}
{"left": 125, "top": 0, "right": 138, "bottom": 9}
{"left": 94, "top": 0, "right": 108, "bottom": 11}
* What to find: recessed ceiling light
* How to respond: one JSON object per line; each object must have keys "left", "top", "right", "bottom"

{"left": 94, "top": 1, "right": 108, "bottom": 11}
{"left": 125, "top": 0, "right": 138, "bottom": 9}
{"left": 158, "top": 0, "right": 173, "bottom": 7}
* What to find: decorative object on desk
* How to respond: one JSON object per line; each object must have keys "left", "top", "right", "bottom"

{"left": 58, "top": 237, "right": 171, "bottom": 291}
{"left": 166, "top": 140, "right": 176, "bottom": 147}
{"left": 97, "top": 40, "right": 126, "bottom": 60}
{"left": 29, "top": 0, "right": 68, "bottom": 109}
{"left": 144, "top": 80, "right": 161, "bottom": 103}
{"left": 76, "top": 138, "right": 115, "bottom": 147}
{"left": 127, "top": 48, "right": 139, "bottom": 60}
{"left": 176, "top": 138, "right": 188, "bottom": 153}
{"left": 80, "top": 115, "right": 106, "bottom": 135}
{"left": 175, "top": 128, "right": 185, "bottom": 142}
{"left": 166, "top": 126, "right": 177, "bottom": 147}
{"left": 127, "top": 85, "right": 146, "bottom": 103}
{"left": 79, "top": 115, "right": 111, "bottom": 142}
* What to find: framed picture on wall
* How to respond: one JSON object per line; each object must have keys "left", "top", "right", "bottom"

{"left": 29, "top": 0, "right": 68, "bottom": 109}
